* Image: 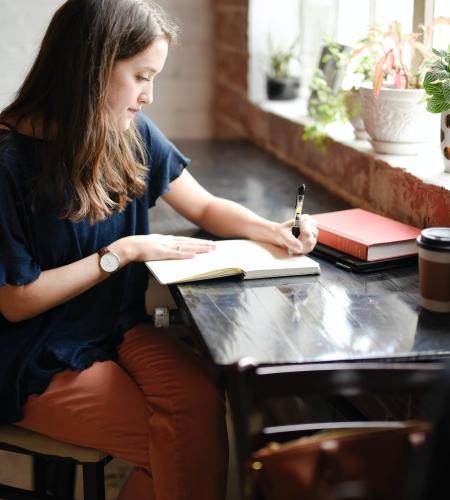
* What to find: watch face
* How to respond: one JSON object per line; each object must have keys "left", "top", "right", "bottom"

{"left": 100, "top": 252, "right": 120, "bottom": 273}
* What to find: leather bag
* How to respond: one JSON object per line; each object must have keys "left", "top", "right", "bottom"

{"left": 250, "top": 422, "right": 431, "bottom": 500}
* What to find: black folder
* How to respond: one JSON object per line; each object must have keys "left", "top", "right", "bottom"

{"left": 311, "top": 243, "right": 418, "bottom": 273}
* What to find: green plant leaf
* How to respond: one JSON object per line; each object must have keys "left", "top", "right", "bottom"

{"left": 428, "top": 85, "right": 446, "bottom": 100}
{"left": 426, "top": 97, "right": 450, "bottom": 113}
{"left": 266, "top": 34, "right": 300, "bottom": 79}
{"left": 423, "top": 78, "right": 436, "bottom": 95}
{"left": 423, "top": 71, "right": 450, "bottom": 95}
{"left": 442, "top": 80, "right": 450, "bottom": 102}
{"left": 431, "top": 60, "right": 448, "bottom": 72}
{"left": 426, "top": 70, "right": 450, "bottom": 81}
{"left": 445, "top": 58, "right": 450, "bottom": 73}
{"left": 302, "top": 125, "right": 329, "bottom": 148}
{"left": 432, "top": 48, "right": 447, "bottom": 58}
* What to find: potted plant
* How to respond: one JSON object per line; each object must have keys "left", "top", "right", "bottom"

{"left": 303, "top": 39, "right": 379, "bottom": 145}
{"left": 266, "top": 35, "right": 300, "bottom": 100}
{"left": 424, "top": 46, "right": 450, "bottom": 172}
{"left": 357, "top": 18, "right": 450, "bottom": 155}
{"left": 303, "top": 65, "right": 347, "bottom": 146}
{"left": 343, "top": 34, "right": 384, "bottom": 140}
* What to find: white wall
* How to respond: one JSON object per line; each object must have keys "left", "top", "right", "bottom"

{"left": 0, "top": 0, "right": 213, "bottom": 139}
{"left": 0, "top": 0, "right": 65, "bottom": 111}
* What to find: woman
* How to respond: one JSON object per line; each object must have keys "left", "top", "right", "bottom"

{"left": 0, "top": 0, "right": 318, "bottom": 498}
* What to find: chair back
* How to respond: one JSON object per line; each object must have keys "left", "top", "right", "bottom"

{"left": 226, "top": 359, "right": 447, "bottom": 500}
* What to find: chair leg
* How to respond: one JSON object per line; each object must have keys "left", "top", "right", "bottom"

{"left": 32, "top": 456, "right": 48, "bottom": 495}
{"left": 83, "top": 462, "right": 105, "bottom": 500}
{"left": 32, "top": 457, "right": 76, "bottom": 499}
{"left": 49, "top": 461, "right": 76, "bottom": 499}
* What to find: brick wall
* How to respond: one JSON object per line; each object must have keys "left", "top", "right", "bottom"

{"left": 213, "top": 0, "right": 249, "bottom": 138}
{"left": 244, "top": 107, "right": 450, "bottom": 227}
{"left": 212, "top": 1, "right": 450, "bottom": 227}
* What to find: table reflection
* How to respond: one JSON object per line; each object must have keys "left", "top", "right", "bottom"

{"left": 177, "top": 250, "right": 450, "bottom": 366}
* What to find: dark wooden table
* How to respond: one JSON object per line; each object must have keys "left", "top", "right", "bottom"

{"left": 173, "top": 266, "right": 450, "bottom": 365}
{"left": 152, "top": 140, "right": 450, "bottom": 366}
{"left": 151, "top": 139, "right": 450, "bottom": 498}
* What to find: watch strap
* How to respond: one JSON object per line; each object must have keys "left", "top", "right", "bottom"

{"left": 98, "top": 246, "right": 110, "bottom": 257}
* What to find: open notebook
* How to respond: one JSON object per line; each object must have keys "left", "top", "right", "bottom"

{"left": 145, "top": 239, "right": 321, "bottom": 285}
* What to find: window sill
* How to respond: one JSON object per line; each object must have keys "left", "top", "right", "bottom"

{"left": 259, "top": 98, "right": 450, "bottom": 192}
{"left": 243, "top": 97, "right": 449, "bottom": 226}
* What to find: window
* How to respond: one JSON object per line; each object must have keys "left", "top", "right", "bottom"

{"left": 249, "top": 0, "right": 449, "bottom": 103}
{"left": 433, "top": 0, "right": 450, "bottom": 49}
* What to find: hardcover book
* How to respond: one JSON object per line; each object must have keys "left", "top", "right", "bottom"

{"left": 145, "top": 239, "right": 321, "bottom": 285}
{"left": 313, "top": 208, "right": 421, "bottom": 261}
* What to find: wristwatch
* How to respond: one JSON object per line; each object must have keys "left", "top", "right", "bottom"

{"left": 98, "top": 246, "right": 120, "bottom": 273}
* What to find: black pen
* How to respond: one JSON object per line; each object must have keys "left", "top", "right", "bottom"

{"left": 292, "top": 184, "right": 306, "bottom": 237}
{"left": 289, "top": 184, "right": 306, "bottom": 255}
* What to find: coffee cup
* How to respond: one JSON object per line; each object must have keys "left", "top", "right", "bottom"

{"left": 416, "top": 227, "right": 450, "bottom": 313}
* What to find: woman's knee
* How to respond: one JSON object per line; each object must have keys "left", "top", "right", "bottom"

{"left": 19, "top": 361, "right": 151, "bottom": 469}
{"left": 121, "top": 325, "right": 225, "bottom": 413}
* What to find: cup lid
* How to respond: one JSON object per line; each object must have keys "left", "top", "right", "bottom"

{"left": 417, "top": 227, "right": 450, "bottom": 251}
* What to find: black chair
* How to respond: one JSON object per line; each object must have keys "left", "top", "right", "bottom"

{"left": 0, "top": 424, "right": 112, "bottom": 499}
{"left": 225, "top": 359, "right": 447, "bottom": 500}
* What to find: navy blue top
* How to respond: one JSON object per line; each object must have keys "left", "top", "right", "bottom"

{"left": 0, "top": 113, "right": 189, "bottom": 423}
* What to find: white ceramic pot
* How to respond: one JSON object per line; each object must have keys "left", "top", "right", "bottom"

{"left": 441, "top": 110, "right": 450, "bottom": 173}
{"left": 359, "top": 85, "right": 439, "bottom": 155}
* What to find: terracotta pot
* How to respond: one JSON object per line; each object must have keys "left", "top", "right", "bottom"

{"left": 359, "top": 85, "right": 439, "bottom": 155}
{"left": 441, "top": 110, "right": 450, "bottom": 173}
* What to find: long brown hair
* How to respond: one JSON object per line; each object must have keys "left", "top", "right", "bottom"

{"left": 0, "top": 0, "right": 178, "bottom": 223}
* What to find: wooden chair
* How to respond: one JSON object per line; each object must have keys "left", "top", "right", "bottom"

{"left": 0, "top": 424, "right": 112, "bottom": 499}
{"left": 225, "top": 359, "right": 447, "bottom": 500}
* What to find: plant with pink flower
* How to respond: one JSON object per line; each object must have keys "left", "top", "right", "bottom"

{"left": 353, "top": 17, "right": 450, "bottom": 95}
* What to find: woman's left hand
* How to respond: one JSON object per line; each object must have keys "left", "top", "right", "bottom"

{"left": 275, "top": 214, "right": 319, "bottom": 255}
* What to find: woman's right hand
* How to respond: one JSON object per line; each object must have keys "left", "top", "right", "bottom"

{"left": 119, "top": 234, "right": 216, "bottom": 262}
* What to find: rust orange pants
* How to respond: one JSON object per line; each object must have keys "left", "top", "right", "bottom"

{"left": 17, "top": 324, "right": 228, "bottom": 500}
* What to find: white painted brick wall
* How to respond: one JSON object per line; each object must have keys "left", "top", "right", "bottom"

{"left": 148, "top": 0, "right": 213, "bottom": 138}
{"left": 0, "top": 0, "right": 213, "bottom": 138}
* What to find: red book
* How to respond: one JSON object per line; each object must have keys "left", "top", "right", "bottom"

{"left": 313, "top": 209, "right": 421, "bottom": 261}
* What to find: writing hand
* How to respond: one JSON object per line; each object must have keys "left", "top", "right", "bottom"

{"left": 279, "top": 214, "right": 319, "bottom": 255}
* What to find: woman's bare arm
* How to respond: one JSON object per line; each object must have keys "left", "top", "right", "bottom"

{"left": 163, "top": 169, "right": 318, "bottom": 254}
{"left": 0, "top": 234, "right": 215, "bottom": 323}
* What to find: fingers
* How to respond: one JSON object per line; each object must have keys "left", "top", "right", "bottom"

{"left": 137, "top": 234, "right": 217, "bottom": 261}
{"left": 300, "top": 230, "right": 318, "bottom": 254}
{"left": 299, "top": 215, "right": 319, "bottom": 254}
{"left": 171, "top": 238, "right": 216, "bottom": 255}
{"left": 285, "top": 215, "right": 319, "bottom": 255}
{"left": 167, "top": 237, "right": 216, "bottom": 260}
{"left": 168, "top": 249, "right": 196, "bottom": 259}
{"left": 287, "top": 235, "right": 303, "bottom": 255}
